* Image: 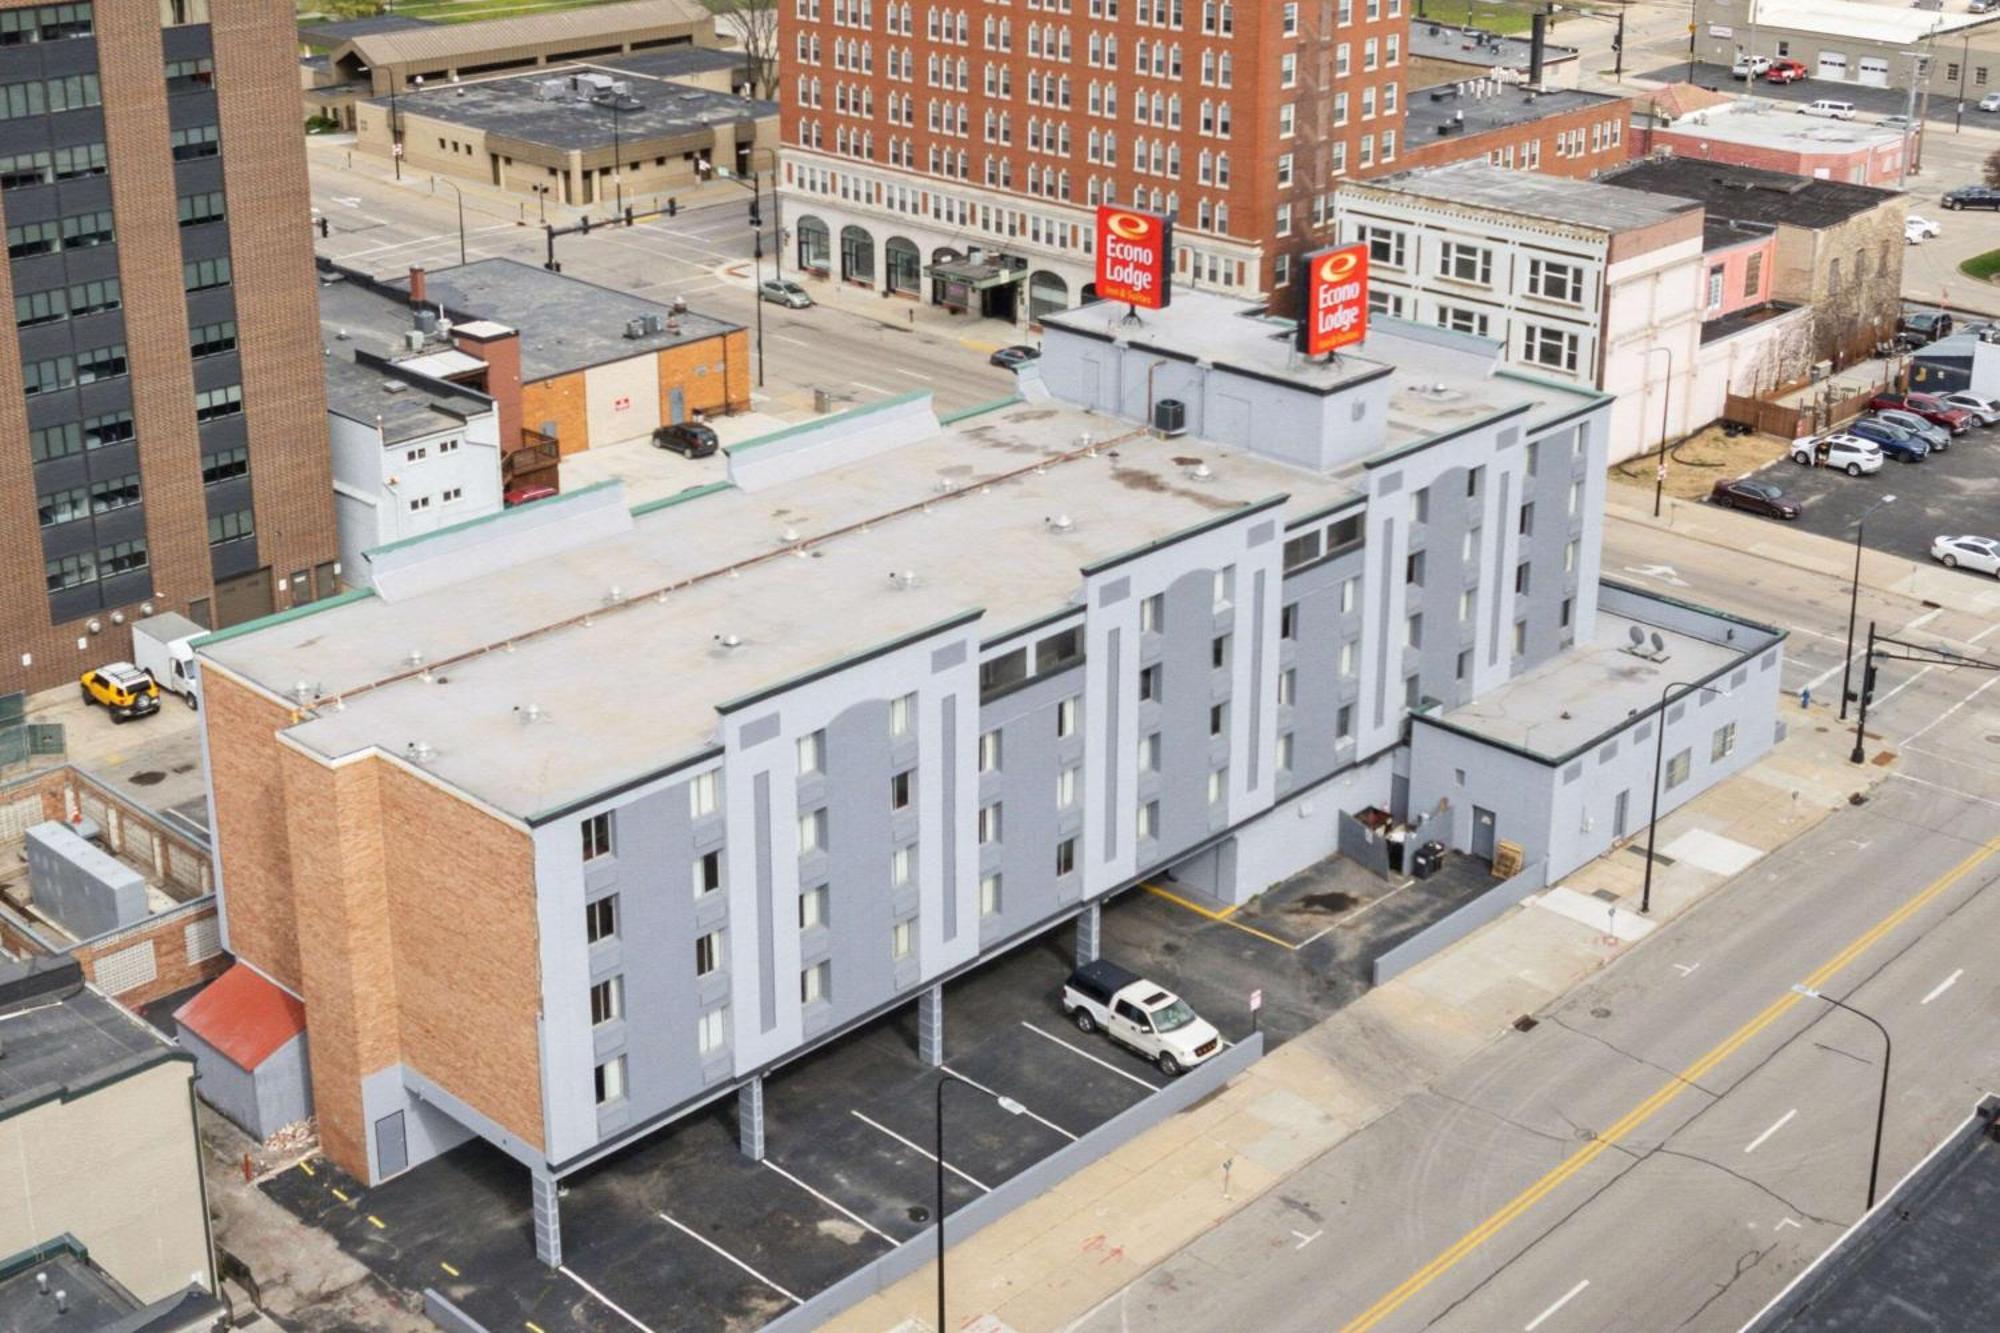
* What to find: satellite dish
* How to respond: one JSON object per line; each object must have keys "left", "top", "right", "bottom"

{"left": 1650, "top": 632, "right": 1666, "bottom": 654}
{"left": 1627, "top": 625, "right": 1646, "bottom": 647}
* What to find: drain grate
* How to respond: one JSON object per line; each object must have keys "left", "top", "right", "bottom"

{"left": 1624, "top": 845, "right": 1675, "bottom": 867}
{"left": 1513, "top": 1015, "right": 1539, "bottom": 1032}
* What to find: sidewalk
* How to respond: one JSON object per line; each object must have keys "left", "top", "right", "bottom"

{"left": 743, "top": 259, "right": 1029, "bottom": 355}
{"left": 1604, "top": 488, "right": 2000, "bottom": 619}
{"left": 826, "top": 701, "right": 1880, "bottom": 1332}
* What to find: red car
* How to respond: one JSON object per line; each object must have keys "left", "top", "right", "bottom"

{"left": 1763, "top": 59, "right": 1809, "bottom": 83}
{"left": 504, "top": 483, "right": 558, "bottom": 507}
{"left": 1867, "top": 392, "right": 1974, "bottom": 433}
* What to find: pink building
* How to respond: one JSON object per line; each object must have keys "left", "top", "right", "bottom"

{"left": 1701, "top": 219, "right": 1777, "bottom": 319}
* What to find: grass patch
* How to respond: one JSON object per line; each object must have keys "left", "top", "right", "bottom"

{"left": 1408, "top": 0, "right": 1540, "bottom": 36}
{"left": 1960, "top": 248, "right": 2000, "bottom": 283}
{"left": 303, "top": 0, "right": 635, "bottom": 24}
{"left": 1610, "top": 424, "right": 1787, "bottom": 501}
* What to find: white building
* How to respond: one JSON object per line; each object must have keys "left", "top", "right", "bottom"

{"left": 1335, "top": 162, "right": 1709, "bottom": 462}
{"left": 325, "top": 354, "right": 502, "bottom": 588}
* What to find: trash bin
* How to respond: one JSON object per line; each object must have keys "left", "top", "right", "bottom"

{"left": 1411, "top": 840, "right": 1446, "bottom": 881}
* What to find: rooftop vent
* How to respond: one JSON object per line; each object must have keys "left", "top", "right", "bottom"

{"left": 1046, "top": 513, "right": 1075, "bottom": 532}
{"left": 404, "top": 649, "right": 425, "bottom": 669}
{"left": 780, "top": 526, "right": 801, "bottom": 544}
{"left": 1185, "top": 461, "right": 1213, "bottom": 482}
{"left": 604, "top": 586, "right": 626, "bottom": 605}
{"left": 715, "top": 632, "right": 743, "bottom": 649}
{"left": 381, "top": 380, "right": 408, "bottom": 395}
{"left": 890, "top": 569, "right": 920, "bottom": 589}
{"left": 624, "top": 318, "right": 649, "bottom": 339}
{"left": 517, "top": 703, "right": 549, "bottom": 724}
{"left": 291, "top": 679, "right": 321, "bottom": 704}
{"left": 404, "top": 741, "right": 437, "bottom": 764}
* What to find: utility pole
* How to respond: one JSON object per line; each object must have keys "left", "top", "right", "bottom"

{"left": 611, "top": 99, "right": 623, "bottom": 216}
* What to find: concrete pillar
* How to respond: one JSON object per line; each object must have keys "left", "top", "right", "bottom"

{"left": 531, "top": 1166, "right": 562, "bottom": 1268}
{"left": 739, "top": 1075, "right": 766, "bottom": 1162}
{"left": 917, "top": 984, "right": 944, "bottom": 1068}
{"left": 1075, "top": 901, "right": 1102, "bottom": 966}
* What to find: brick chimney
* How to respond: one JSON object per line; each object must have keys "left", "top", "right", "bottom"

{"left": 409, "top": 265, "right": 427, "bottom": 308}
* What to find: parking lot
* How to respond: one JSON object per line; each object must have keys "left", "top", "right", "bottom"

{"left": 263, "top": 848, "right": 1493, "bottom": 1331}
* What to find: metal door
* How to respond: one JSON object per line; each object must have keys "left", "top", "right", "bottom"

{"left": 1472, "top": 806, "right": 1497, "bottom": 861}
{"left": 375, "top": 1111, "right": 408, "bottom": 1179}
{"left": 668, "top": 387, "right": 686, "bottom": 424}
{"left": 1613, "top": 790, "right": 1630, "bottom": 840}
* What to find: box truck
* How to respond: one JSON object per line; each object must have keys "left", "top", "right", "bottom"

{"left": 130, "top": 612, "right": 206, "bottom": 710}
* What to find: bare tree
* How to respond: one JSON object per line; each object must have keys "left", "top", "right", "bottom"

{"left": 716, "top": 0, "right": 779, "bottom": 100}
{"left": 1985, "top": 145, "right": 2000, "bottom": 188}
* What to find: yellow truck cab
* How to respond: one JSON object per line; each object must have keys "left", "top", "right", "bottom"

{"left": 79, "top": 662, "right": 160, "bottom": 722}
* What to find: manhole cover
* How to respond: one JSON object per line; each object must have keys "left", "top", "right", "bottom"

{"left": 129, "top": 771, "right": 165, "bottom": 786}
{"left": 907, "top": 1205, "right": 930, "bottom": 1224}
{"left": 1590, "top": 1007, "right": 1612, "bottom": 1019}
{"left": 1513, "top": 1015, "right": 1539, "bottom": 1032}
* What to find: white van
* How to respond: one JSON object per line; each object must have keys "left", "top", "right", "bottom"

{"left": 1800, "top": 100, "right": 1857, "bottom": 120}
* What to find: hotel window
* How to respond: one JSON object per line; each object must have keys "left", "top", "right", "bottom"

{"left": 890, "top": 691, "right": 916, "bottom": 736}
{"left": 1439, "top": 240, "right": 1492, "bottom": 285}
{"left": 1055, "top": 836, "right": 1077, "bottom": 876}
{"left": 797, "top": 807, "right": 827, "bottom": 853}
{"left": 979, "top": 803, "right": 1002, "bottom": 844}
{"left": 1209, "top": 702, "right": 1228, "bottom": 737}
{"left": 590, "top": 977, "right": 623, "bottom": 1027}
{"left": 1056, "top": 696, "right": 1078, "bottom": 737}
{"left": 1057, "top": 765, "right": 1080, "bottom": 807}
{"left": 1712, "top": 722, "right": 1737, "bottom": 761}
{"left": 689, "top": 770, "right": 719, "bottom": 819}
{"left": 582, "top": 812, "right": 613, "bottom": 861}
{"left": 1527, "top": 258, "right": 1583, "bottom": 304}
{"left": 1362, "top": 225, "right": 1404, "bottom": 268}
{"left": 892, "top": 844, "right": 915, "bottom": 886}
{"left": 892, "top": 920, "right": 914, "bottom": 959}
{"left": 1139, "top": 732, "right": 1161, "bottom": 772}
{"left": 1279, "top": 668, "right": 1296, "bottom": 705}
{"left": 594, "top": 1056, "right": 626, "bottom": 1106}
{"left": 1137, "top": 800, "right": 1159, "bottom": 840}
{"left": 1207, "top": 768, "right": 1227, "bottom": 805}
{"left": 695, "top": 930, "right": 724, "bottom": 977}
{"left": 1139, "top": 592, "right": 1164, "bottom": 632}
{"left": 1665, "top": 748, "right": 1692, "bottom": 789}
{"left": 800, "top": 884, "right": 828, "bottom": 929}
{"left": 697, "top": 1007, "right": 729, "bottom": 1056}
{"left": 585, "top": 894, "right": 617, "bottom": 945}
{"left": 1277, "top": 733, "right": 1294, "bottom": 772}
{"left": 798, "top": 729, "right": 825, "bottom": 774}
{"left": 890, "top": 769, "right": 913, "bottom": 810}
{"left": 1438, "top": 305, "right": 1490, "bottom": 338}
{"left": 979, "top": 728, "right": 1002, "bottom": 772}
{"left": 694, "top": 849, "right": 722, "bottom": 898}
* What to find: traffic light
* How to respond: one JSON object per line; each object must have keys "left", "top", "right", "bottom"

{"left": 316, "top": 216, "right": 330, "bottom": 238}
{"left": 668, "top": 197, "right": 678, "bottom": 217}
{"left": 1861, "top": 664, "right": 1878, "bottom": 706}
{"left": 580, "top": 215, "right": 591, "bottom": 234}
{"left": 625, "top": 205, "right": 634, "bottom": 227}
{"left": 749, "top": 200, "right": 762, "bottom": 228}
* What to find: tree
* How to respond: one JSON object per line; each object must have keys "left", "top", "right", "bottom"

{"left": 715, "top": 0, "right": 779, "bottom": 100}
{"left": 316, "top": 0, "right": 386, "bottom": 18}
{"left": 1985, "top": 146, "right": 2000, "bottom": 188}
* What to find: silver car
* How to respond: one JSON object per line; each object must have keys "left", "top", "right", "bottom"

{"left": 1939, "top": 391, "right": 2000, "bottom": 425}
{"left": 759, "top": 278, "right": 814, "bottom": 309}
{"left": 1874, "top": 408, "right": 1951, "bottom": 451}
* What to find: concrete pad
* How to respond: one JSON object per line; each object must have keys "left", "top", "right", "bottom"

{"left": 1528, "top": 885, "right": 1658, "bottom": 942}
{"left": 1661, "top": 827, "right": 1764, "bottom": 877}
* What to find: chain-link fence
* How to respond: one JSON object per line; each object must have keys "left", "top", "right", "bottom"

{"left": 0, "top": 691, "right": 64, "bottom": 771}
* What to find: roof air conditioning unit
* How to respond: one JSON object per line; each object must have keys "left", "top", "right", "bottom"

{"left": 1154, "top": 398, "right": 1188, "bottom": 436}
{"left": 404, "top": 329, "right": 425, "bottom": 351}
{"left": 624, "top": 318, "right": 648, "bottom": 339}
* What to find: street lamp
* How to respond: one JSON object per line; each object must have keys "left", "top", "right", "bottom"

{"left": 1792, "top": 985, "right": 1892, "bottom": 1209}
{"left": 1647, "top": 345, "right": 1674, "bottom": 518}
{"left": 436, "top": 176, "right": 466, "bottom": 266}
{"left": 1839, "top": 494, "right": 1896, "bottom": 721}
{"left": 935, "top": 1074, "right": 1025, "bottom": 1333}
{"left": 1641, "top": 679, "right": 1728, "bottom": 915}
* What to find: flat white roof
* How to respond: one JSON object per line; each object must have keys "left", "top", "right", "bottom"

{"left": 1749, "top": 0, "right": 1991, "bottom": 43}
{"left": 1661, "top": 100, "right": 1909, "bottom": 152}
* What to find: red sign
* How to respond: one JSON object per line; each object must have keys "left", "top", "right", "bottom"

{"left": 1300, "top": 244, "right": 1369, "bottom": 356}
{"left": 1095, "top": 206, "right": 1174, "bottom": 310}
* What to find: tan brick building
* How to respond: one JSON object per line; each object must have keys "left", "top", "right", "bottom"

{"left": 778, "top": 0, "right": 1411, "bottom": 320}
{"left": 0, "top": 0, "right": 338, "bottom": 696}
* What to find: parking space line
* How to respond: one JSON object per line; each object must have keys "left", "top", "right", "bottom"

{"left": 656, "top": 1212, "right": 804, "bottom": 1305}
{"left": 941, "top": 1063, "right": 1079, "bottom": 1141}
{"left": 762, "top": 1159, "right": 898, "bottom": 1243}
{"left": 1143, "top": 882, "right": 1297, "bottom": 949}
{"left": 1019, "top": 1021, "right": 1162, "bottom": 1091}
{"left": 851, "top": 1111, "right": 995, "bottom": 1191}
{"left": 560, "top": 1264, "right": 659, "bottom": 1332}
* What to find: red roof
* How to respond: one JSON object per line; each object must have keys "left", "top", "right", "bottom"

{"left": 174, "top": 963, "right": 306, "bottom": 1070}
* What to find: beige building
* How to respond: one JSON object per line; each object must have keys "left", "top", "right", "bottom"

{"left": 1695, "top": 0, "right": 2000, "bottom": 98}
{"left": 354, "top": 54, "right": 776, "bottom": 210}
{"left": 0, "top": 957, "right": 216, "bottom": 1310}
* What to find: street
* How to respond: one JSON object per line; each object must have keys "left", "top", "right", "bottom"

{"left": 1068, "top": 513, "right": 2000, "bottom": 1333}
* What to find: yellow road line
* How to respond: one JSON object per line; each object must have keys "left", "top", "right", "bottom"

{"left": 367, "top": 1214, "right": 386, "bottom": 1230}
{"left": 1142, "top": 883, "right": 1293, "bottom": 949}
{"left": 298, "top": 1161, "right": 315, "bottom": 1177}
{"left": 330, "top": 1187, "right": 350, "bottom": 1203}
{"left": 440, "top": 1261, "right": 460, "bottom": 1278}
{"left": 1341, "top": 835, "right": 2000, "bottom": 1333}
{"left": 526, "top": 1323, "right": 547, "bottom": 1333}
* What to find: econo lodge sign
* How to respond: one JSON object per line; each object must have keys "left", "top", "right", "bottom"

{"left": 1095, "top": 206, "right": 1173, "bottom": 310}
{"left": 1301, "top": 243, "right": 1369, "bottom": 356}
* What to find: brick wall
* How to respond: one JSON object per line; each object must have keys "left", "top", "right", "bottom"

{"left": 657, "top": 331, "right": 750, "bottom": 421}
{"left": 70, "top": 901, "right": 229, "bottom": 1010}
{"left": 1402, "top": 97, "right": 1635, "bottom": 179}
{"left": 201, "top": 669, "right": 305, "bottom": 992}
{"left": 521, "top": 373, "right": 590, "bottom": 455}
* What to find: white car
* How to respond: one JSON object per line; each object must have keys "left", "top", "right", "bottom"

{"left": 1932, "top": 535, "right": 2000, "bottom": 576}
{"left": 1939, "top": 391, "right": 2000, "bottom": 424}
{"left": 1800, "top": 99, "right": 1857, "bottom": 120}
{"left": 1731, "top": 54, "right": 1772, "bottom": 79}
{"left": 1791, "top": 433, "right": 1883, "bottom": 475}
{"left": 1907, "top": 214, "right": 1942, "bottom": 238}
{"left": 1905, "top": 219, "right": 1930, "bottom": 245}
{"left": 1983, "top": 92, "right": 2000, "bottom": 112}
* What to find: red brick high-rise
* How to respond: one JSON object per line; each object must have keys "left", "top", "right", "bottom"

{"left": 776, "top": 0, "right": 1409, "bottom": 323}
{"left": 0, "top": 0, "right": 337, "bottom": 695}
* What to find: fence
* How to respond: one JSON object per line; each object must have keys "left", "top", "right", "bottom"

{"left": 1371, "top": 858, "right": 1549, "bottom": 986}
{"left": 0, "top": 691, "right": 63, "bottom": 772}
{"left": 1723, "top": 380, "right": 1880, "bottom": 441}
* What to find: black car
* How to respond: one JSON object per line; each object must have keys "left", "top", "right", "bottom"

{"left": 1710, "top": 478, "right": 1801, "bottom": 520}
{"left": 651, "top": 422, "right": 718, "bottom": 458}
{"left": 1943, "top": 185, "right": 2000, "bottom": 210}
{"left": 990, "top": 344, "right": 1040, "bottom": 369}
{"left": 1897, "top": 309, "right": 1953, "bottom": 343}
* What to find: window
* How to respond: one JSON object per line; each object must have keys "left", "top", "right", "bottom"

{"left": 169, "top": 123, "right": 217, "bottom": 160}
{"left": 1277, "top": 732, "right": 1294, "bottom": 771}
{"left": 1055, "top": 836, "right": 1077, "bottom": 876}
{"left": 979, "top": 802, "right": 1002, "bottom": 844}
{"left": 203, "top": 446, "right": 249, "bottom": 486}
{"left": 184, "top": 256, "right": 231, "bottom": 291}
{"left": 590, "top": 976, "right": 623, "bottom": 1026}
{"left": 189, "top": 319, "right": 235, "bottom": 358}
{"left": 1209, "top": 701, "right": 1228, "bottom": 737}
{"left": 1137, "top": 799, "right": 1159, "bottom": 840}
{"left": 892, "top": 919, "right": 914, "bottom": 959}
{"left": 892, "top": 844, "right": 915, "bottom": 886}
{"left": 177, "top": 190, "right": 224, "bottom": 227}
{"left": 1338, "top": 703, "right": 1353, "bottom": 738}
{"left": 1665, "top": 748, "right": 1692, "bottom": 789}
{"left": 689, "top": 770, "right": 719, "bottom": 818}
{"left": 37, "top": 484, "right": 87, "bottom": 527}
{"left": 1438, "top": 305, "right": 1489, "bottom": 338}
{"left": 689, "top": 850, "right": 721, "bottom": 901}
{"left": 1406, "top": 551, "right": 1425, "bottom": 585}
{"left": 890, "top": 691, "right": 916, "bottom": 736}
{"left": 1057, "top": 764, "right": 1079, "bottom": 807}
{"left": 1405, "top": 614, "right": 1422, "bottom": 649}
{"left": 1279, "top": 668, "right": 1296, "bottom": 705}
{"left": 1515, "top": 563, "right": 1531, "bottom": 596}
{"left": 797, "top": 807, "right": 827, "bottom": 853}
{"left": 1139, "top": 664, "right": 1161, "bottom": 702}
{"left": 798, "top": 729, "right": 825, "bottom": 774}
{"left": 1339, "top": 641, "right": 1356, "bottom": 677}
{"left": 1706, "top": 266, "right": 1725, "bottom": 310}
{"left": 1526, "top": 258, "right": 1583, "bottom": 304}
{"left": 980, "top": 872, "right": 1001, "bottom": 917}
{"left": 1139, "top": 592, "right": 1164, "bottom": 632}
{"left": 1362, "top": 225, "right": 1406, "bottom": 269}
{"left": 1139, "top": 732, "right": 1161, "bottom": 772}
{"left": 695, "top": 930, "right": 724, "bottom": 976}
{"left": 1211, "top": 634, "right": 1230, "bottom": 669}
{"left": 1207, "top": 767, "right": 1227, "bottom": 804}
{"left": 582, "top": 812, "right": 613, "bottom": 860}
{"left": 89, "top": 473, "right": 139, "bottom": 514}
{"left": 594, "top": 1056, "right": 626, "bottom": 1105}
{"left": 1036, "top": 625, "right": 1084, "bottom": 674}
{"left": 890, "top": 769, "right": 913, "bottom": 810}
{"left": 1439, "top": 241, "right": 1492, "bottom": 285}
{"left": 1283, "top": 530, "right": 1322, "bottom": 570}
{"left": 585, "top": 894, "right": 617, "bottom": 944}
{"left": 802, "top": 960, "right": 831, "bottom": 1005}
{"left": 800, "top": 884, "right": 828, "bottom": 929}
{"left": 1743, "top": 252, "right": 1763, "bottom": 298}
{"left": 1522, "top": 325, "right": 1580, "bottom": 373}
{"left": 1513, "top": 620, "right": 1528, "bottom": 657}
{"left": 1712, "top": 722, "right": 1737, "bottom": 761}
{"left": 978, "top": 728, "right": 1002, "bottom": 772}
{"left": 195, "top": 384, "right": 242, "bottom": 422}
{"left": 1213, "top": 566, "right": 1235, "bottom": 609}
{"left": 697, "top": 1007, "right": 729, "bottom": 1056}
{"left": 1281, "top": 604, "right": 1298, "bottom": 639}
{"left": 1056, "top": 696, "right": 1078, "bottom": 737}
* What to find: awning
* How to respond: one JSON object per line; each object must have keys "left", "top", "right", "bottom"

{"left": 922, "top": 256, "right": 1028, "bottom": 290}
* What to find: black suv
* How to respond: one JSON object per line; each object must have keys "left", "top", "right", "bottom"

{"left": 1898, "top": 309, "right": 1954, "bottom": 343}
{"left": 1943, "top": 185, "right": 2000, "bottom": 210}
{"left": 651, "top": 421, "right": 719, "bottom": 458}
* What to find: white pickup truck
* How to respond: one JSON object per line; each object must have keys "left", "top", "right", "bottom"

{"left": 1061, "top": 959, "right": 1221, "bottom": 1076}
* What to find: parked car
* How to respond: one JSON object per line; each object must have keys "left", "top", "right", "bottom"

{"left": 1873, "top": 407, "right": 1951, "bottom": 450}
{"left": 1791, "top": 433, "right": 1884, "bottom": 475}
{"left": 1930, "top": 534, "right": 2000, "bottom": 576}
{"left": 759, "top": 278, "right": 813, "bottom": 308}
{"left": 1939, "top": 390, "right": 2000, "bottom": 424}
{"left": 1870, "top": 391, "right": 1972, "bottom": 433}
{"left": 1062, "top": 959, "right": 1222, "bottom": 1077}
{"left": 1800, "top": 99, "right": 1857, "bottom": 120}
{"left": 1904, "top": 219, "right": 1930, "bottom": 246}
{"left": 651, "top": 421, "right": 719, "bottom": 458}
{"left": 1710, "top": 477, "right": 1801, "bottom": 519}
{"left": 1982, "top": 91, "right": 2000, "bottom": 110}
{"left": 1907, "top": 214, "right": 1942, "bottom": 238}
{"left": 1879, "top": 113, "right": 1913, "bottom": 130}
{"left": 79, "top": 662, "right": 160, "bottom": 723}
{"left": 1897, "top": 309, "right": 1953, "bottom": 342}
{"left": 989, "top": 344, "right": 1041, "bottom": 369}
{"left": 1847, "top": 418, "right": 1930, "bottom": 461}
{"left": 503, "top": 483, "right": 557, "bottom": 507}
{"left": 1731, "top": 54, "right": 1773, "bottom": 79}
{"left": 1974, "top": 0, "right": 2000, "bottom": 17}
{"left": 1943, "top": 184, "right": 2000, "bottom": 209}
{"left": 1763, "top": 59, "right": 1809, "bottom": 83}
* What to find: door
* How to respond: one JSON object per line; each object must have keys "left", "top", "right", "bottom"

{"left": 668, "top": 387, "right": 686, "bottom": 424}
{"left": 1613, "top": 790, "right": 1630, "bottom": 840}
{"left": 212, "top": 568, "right": 273, "bottom": 628}
{"left": 1816, "top": 51, "right": 1848, "bottom": 81}
{"left": 375, "top": 1110, "right": 408, "bottom": 1179}
{"left": 1111, "top": 999, "right": 1153, "bottom": 1053}
{"left": 1471, "top": 806, "right": 1497, "bottom": 861}
{"left": 1857, "top": 57, "right": 1889, "bottom": 87}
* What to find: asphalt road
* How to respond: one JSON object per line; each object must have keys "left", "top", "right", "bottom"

{"left": 1772, "top": 427, "right": 2000, "bottom": 573}
{"left": 1070, "top": 518, "right": 2000, "bottom": 1333}
{"left": 305, "top": 140, "right": 1020, "bottom": 418}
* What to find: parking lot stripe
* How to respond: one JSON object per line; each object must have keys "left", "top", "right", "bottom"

{"left": 851, "top": 1111, "right": 995, "bottom": 1191}
{"left": 941, "top": 1063, "right": 1079, "bottom": 1141}
{"left": 763, "top": 1159, "right": 898, "bottom": 1243}
{"left": 1143, "top": 882, "right": 1298, "bottom": 949}
{"left": 1019, "top": 1021, "right": 1162, "bottom": 1091}
{"left": 655, "top": 1213, "right": 803, "bottom": 1305}
{"left": 561, "top": 1263, "right": 662, "bottom": 1331}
